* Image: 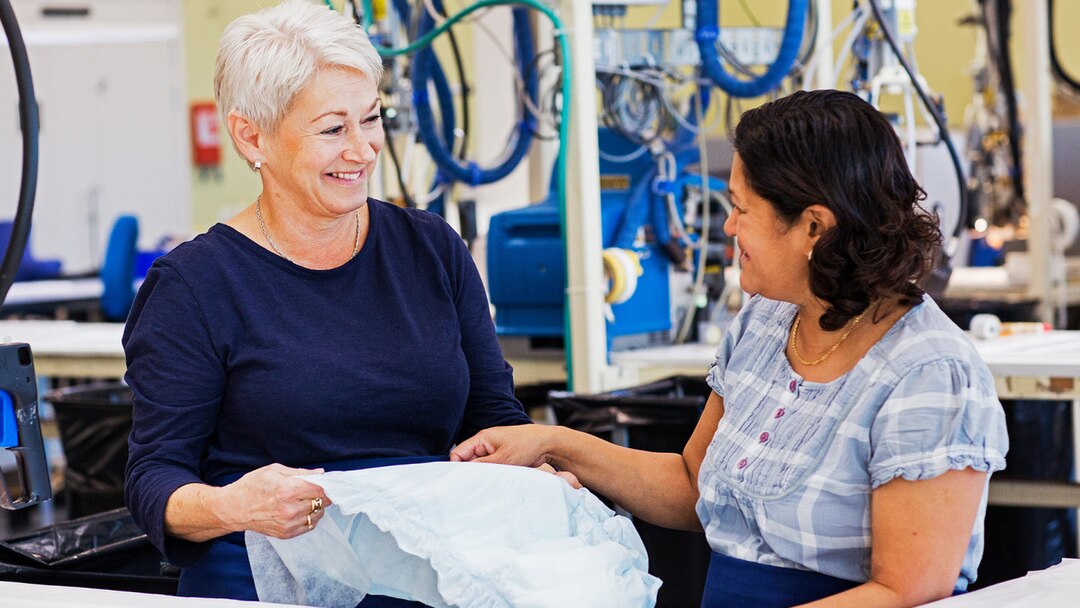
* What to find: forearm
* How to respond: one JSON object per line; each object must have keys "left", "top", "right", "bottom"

{"left": 544, "top": 426, "right": 702, "bottom": 531}
{"left": 798, "top": 580, "right": 947, "bottom": 608}
{"left": 163, "top": 483, "right": 236, "bottom": 543}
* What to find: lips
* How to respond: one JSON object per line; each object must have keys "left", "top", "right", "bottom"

{"left": 328, "top": 171, "right": 363, "bottom": 181}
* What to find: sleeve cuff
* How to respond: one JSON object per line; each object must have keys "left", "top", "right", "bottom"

{"left": 870, "top": 448, "right": 1007, "bottom": 489}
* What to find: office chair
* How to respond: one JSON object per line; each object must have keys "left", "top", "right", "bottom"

{"left": 99, "top": 215, "right": 139, "bottom": 322}
{"left": 0, "top": 220, "right": 63, "bottom": 281}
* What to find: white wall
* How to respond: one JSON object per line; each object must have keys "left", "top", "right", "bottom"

{"left": 0, "top": 0, "right": 190, "bottom": 274}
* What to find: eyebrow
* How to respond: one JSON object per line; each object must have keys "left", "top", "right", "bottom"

{"left": 310, "top": 99, "right": 381, "bottom": 124}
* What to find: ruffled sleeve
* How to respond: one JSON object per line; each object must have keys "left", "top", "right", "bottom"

{"left": 706, "top": 296, "right": 759, "bottom": 399}
{"left": 868, "top": 357, "right": 1008, "bottom": 489}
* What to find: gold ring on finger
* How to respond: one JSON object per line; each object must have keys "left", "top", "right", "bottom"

{"left": 306, "top": 513, "right": 313, "bottom": 529}
{"left": 311, "top": 497, "right": 323, "bottom": 514}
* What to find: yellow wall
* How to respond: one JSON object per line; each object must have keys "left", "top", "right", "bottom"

{"left": 181, "top": 1, "right": 1080, "bottom": 229}
{"left": 184, "top": 0, "right": 265, "bottom": 231}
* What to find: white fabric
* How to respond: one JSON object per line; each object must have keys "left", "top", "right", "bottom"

{"left": 246, "top": 462, "right": 661, "bottom": 608}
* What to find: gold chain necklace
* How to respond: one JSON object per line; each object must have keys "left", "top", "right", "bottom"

{"left": 790, "top": 311, "right": 865, "bottom": 366}
{"left": 255, "top": 195, "right": 361, "bottom": 264}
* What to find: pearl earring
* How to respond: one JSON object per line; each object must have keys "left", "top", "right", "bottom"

{"left": 253, "top": 160, "right": 262, "bottom": 172}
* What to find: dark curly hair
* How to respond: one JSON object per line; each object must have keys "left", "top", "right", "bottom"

{"left": 732, "top": 89, "right": 942, "bottom": 331}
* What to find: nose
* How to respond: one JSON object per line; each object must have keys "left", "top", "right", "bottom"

{"left": 723, "top": 208, "right": 737, "bottom": 237}
{"left": 343, "top": 128, "right": 378, "bottom": 164}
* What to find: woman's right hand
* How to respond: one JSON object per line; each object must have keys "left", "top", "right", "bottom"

{"left": 214, "top": 463, "right": 331, "bottom": 539}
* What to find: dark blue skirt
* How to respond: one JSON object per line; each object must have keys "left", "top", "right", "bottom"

{"left": 178, "top": 455, "right": 448, "bottom": 607}
{"left": 701, "top": 551, "right": 859, "bottom": 608}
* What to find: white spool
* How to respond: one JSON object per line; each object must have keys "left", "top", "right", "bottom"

{"left": 602, "top": 248, "right": 643, "bottom": 305}
{"left": 1051, "top": 198, "right": 1080, "bottom": 252}
{"left": 969, "top": 313, "right": 1002, "bottom": 340}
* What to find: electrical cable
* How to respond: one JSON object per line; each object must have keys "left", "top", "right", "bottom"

{"left": 802, "top": 3, "right": 863, "bottom": 90}
{"left": 412, "top": 6, "right": 537, "bottom": 186}
{"left": 430, "top": 0, "right": 471, "bottom": 161}
{"left": 675, "top": 84, "right": 713, "bottom": 345}
{"left": 382, "top": 115, "right": 418, "bottom": 208}
{"left": 979, "top": 0, "right": 1025, "bottom": 222}
{"left": 522, "top": 47, "right": 561, "bottom": 139}
{"left": 1049, "top": 0, "right": 1080, "bottom": 93}
{"left": 867, "top": 0, "right": 967, "bottom": 261}
{"left": 0, "top": 0, "right": 38, "bottom": 308}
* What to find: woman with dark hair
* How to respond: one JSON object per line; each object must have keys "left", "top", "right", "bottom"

{"left": 452, "top": 90, "right": 1009, "bottom": 607}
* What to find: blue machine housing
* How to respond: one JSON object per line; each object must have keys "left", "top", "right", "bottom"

{"left": 488, "top": 129, "right": 678, "bottom": 348}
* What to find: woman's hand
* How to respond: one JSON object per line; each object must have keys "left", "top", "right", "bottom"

{"left": 214, "top": 463, "right": 332, "bottom": 539}
{"left": 450, "top": 425, "right": 556, "bottom": 468}
{"left": 536, "top": 463, "right": 583, "bottom": 489}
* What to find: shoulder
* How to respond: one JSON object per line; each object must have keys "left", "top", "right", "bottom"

{"left": 371, "top": 199, "right": 458, "bottom": 243}
{"left": 727, "top": 295, "right": 794, "bottom": 346}
{"left": 151, "top": 225, "right": 238, "bottom": 276}
{"left": 873, "top": 296, "right": 991, "bottom": 385}
{"left": 136, "top": 225, "right": 262, "bottom": 310}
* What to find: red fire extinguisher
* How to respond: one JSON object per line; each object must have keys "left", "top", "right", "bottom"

{"left": 190, "top": 101, "right": 221, "bottom": 169}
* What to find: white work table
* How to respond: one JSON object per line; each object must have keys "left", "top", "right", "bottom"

{"left": 0, "top": 581, "right": 295, "bottom": 608}
{"left": 3, "top": 278, "right": 103, "bottom": 308}
{"left": 0, "top": 320, "right": 125, "bottom": 379}
{"left": 921, "top": 559, "right": 1080, "bottom": 607}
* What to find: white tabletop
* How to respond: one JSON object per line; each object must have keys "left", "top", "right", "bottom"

{"left": 920, "top": 559, "right": 1080, "bottom": 607}
{"left": 0, "top": 320, "right": 125, "bottom": 358}
{"left": 612, "top": 331, "right": 1080, "bottom": 379}
{"left": 0, "top": 581, "right": 296, "bottom": 608}
{"left": 3, "top": 278, "right": 103, "bottom": 307}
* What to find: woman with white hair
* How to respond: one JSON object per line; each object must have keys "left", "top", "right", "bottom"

{"left": 122, "top": 1, "right": 531, "bottom": 603}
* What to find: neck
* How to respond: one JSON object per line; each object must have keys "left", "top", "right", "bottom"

{"left": 256, "top": 194, "right": 366, "bottom": 269}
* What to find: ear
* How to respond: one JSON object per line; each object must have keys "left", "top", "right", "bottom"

{"left": 803, "top": 204, "right": 836, "bottom": 239}
{"left": 226, "top": 111, "right": 265, "bottom": 168}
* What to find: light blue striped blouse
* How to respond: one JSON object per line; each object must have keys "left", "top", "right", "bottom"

{"left": 697, "top": 294, "right": 1008, "bottom": 591}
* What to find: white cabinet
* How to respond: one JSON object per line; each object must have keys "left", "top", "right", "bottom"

{"left": 0, "top": 0, "right": 190, "bottom": 274}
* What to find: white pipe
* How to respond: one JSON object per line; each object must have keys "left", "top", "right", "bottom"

{"left": 1019, "top": 2, "right": 1056, "bottom": 324}
{"left": 813, "top": 0, "right": 834, "bottom": 89}
{"left": 562, "top": 0, "right": 609, "bottom": 393}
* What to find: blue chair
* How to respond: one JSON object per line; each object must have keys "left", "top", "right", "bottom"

{"left": 100, "top": 215, "right": 139, "bottom": 322}
{"left": 0, "top": 220, "right": 63, "bottom": 281}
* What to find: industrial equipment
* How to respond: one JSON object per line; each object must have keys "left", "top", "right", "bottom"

{"left": 1, "top": 0, "right": 51, "bottom": 511}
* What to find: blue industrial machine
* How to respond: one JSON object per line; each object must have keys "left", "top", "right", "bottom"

{"left": 489, "top": 129, "right": 703, "bottom": 350}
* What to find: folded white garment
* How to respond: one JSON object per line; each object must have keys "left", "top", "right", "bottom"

{"left": 246, "top": 461, "right": 661, "bottom": 608}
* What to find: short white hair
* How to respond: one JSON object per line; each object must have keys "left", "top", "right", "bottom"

{"left": 214, "top": 0, "right": 383, "bottom": 134}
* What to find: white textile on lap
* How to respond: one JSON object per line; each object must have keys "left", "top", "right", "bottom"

{"left": 246, "top": 461, "right": 661, "bottom": 608}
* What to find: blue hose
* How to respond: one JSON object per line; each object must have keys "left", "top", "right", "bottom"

{"left": 392, "top": 0, "right": 456, "bottom": 149}
{"left": 413, "top": 7, "right": 537, "bottom": 186}
{"left": 613, "top": 148, "right": 700, "bottom": 250}
{"left": 696, "top": 0, "right": 809, "bottom": 98}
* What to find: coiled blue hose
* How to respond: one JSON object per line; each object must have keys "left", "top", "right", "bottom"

{"left": 696, "top": 0, "right": 809, "bottom": 98}
{"left": 412, "top": 6, "right": 538, "bottom": 186}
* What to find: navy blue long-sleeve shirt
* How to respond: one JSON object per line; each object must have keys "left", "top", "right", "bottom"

{"left": 123, "top": 200, "right": 530, "bottom": 566}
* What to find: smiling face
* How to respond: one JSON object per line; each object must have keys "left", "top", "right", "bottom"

{"left": 260, "top": 66, "right": 383, "bottom": 218}
{"left": 724, "top": 154, "right": 816, "bottom": 302}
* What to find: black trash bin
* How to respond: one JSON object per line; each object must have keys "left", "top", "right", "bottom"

{"left": 45, "top": 383, "right": 133, "bottom": 518}
{"left": 0, "top": 507, "right": 178, "bottom": 594}
{"left": 975, "top": 399, "right": 1077, "bottom": 589}
{"left": 549, "top": 375, "right": 712, "bottom": 608}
